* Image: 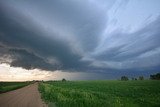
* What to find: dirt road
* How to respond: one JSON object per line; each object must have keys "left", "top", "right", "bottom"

{"left": 0, "top": 83, "right": 47, "bottom": 107}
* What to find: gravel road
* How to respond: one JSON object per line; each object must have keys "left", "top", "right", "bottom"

{"left": 0, "top": 83, "right": 47, "bottom": 107}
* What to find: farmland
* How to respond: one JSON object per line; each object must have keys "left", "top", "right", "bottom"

{"left": 0, "top": 82, "right": 30, "bottom": 93}
{"left": 39, "top": 80, "right": 160, "bottom": 107}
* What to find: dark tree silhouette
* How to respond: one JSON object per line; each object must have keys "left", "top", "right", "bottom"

{"left": 150, "top": 73, "right": 160, "bottom": 80}
{"left": 62, "top": 78, "right": 66, "bottom": 82}
{"left": 139, "top": 76, "right": 144, "bottom": 80}
{"left": 121, "top": 76, "right": 129, "bottom": 81}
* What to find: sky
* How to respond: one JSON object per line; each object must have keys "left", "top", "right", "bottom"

{"left": 0, "top": 0, "right": 160, "bottom": 81}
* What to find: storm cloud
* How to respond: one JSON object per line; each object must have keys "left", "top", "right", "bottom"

{"left": 0, "top": 0, "right": 160, "bottom": 73}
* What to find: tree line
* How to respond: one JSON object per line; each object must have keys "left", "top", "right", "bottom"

{"left": 121, "top": 73, "right": 160, "bottom": 81}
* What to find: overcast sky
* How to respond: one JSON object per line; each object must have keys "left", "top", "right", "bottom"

{"left": 0, "top": 0, "right": 160, "bottom": 81}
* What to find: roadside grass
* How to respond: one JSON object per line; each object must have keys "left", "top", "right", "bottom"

{"left": 39, "top": 80, "right": 160, "bottom": 107}
{"left": 0, "top": 82, "right": 31, "bottom": 93}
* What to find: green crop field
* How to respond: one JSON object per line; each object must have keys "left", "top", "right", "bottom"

{"left": 0, "top": 82, "right": 30, "bottom": 93}
{"left": 39, "top": 80, "right": 160, "bottom": 107}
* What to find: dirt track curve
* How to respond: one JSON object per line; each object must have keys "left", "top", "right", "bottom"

{"left": 0, "top": 83, "right": 47, "bottom": 107}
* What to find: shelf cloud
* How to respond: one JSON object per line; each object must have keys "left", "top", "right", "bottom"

{"left": 0, "top": 0, "right": 160, "bottom": 74}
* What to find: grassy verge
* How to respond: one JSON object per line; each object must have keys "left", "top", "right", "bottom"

{"left": 0, "top": 82, "right": 31, "bottom": 93}
{"left": 39, "top": 80, "right": 160, "bottom": 107}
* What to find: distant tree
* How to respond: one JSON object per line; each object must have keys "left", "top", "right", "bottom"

{"left": 121, "top": 76, "right": 129, "bottom": 81}
{"left": 132, "top": 77, "right": 134, "bottom": 80}
{"left": 150, "top": 73, "right": 160, "bottom": 80}
{"left": 139, "top": 76, "right": 144, "bottom": 80}
{"left": 135, "top": 78, "right": 137, "bottom": 80}
{"left": 62, "top": 78, "right": 66, "bottom": 82}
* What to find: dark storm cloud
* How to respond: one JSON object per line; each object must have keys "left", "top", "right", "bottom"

{"left": 9, "top": 48, "right": 56, "bottom": 70}
{"left": 0, "top": 0, "right": 160, "bottom": 73}
{"left": 5, "top": 0, "right": 114, "bottom": 51}
{"left": 0, "top": 2, "right": 89, "bottom": 71}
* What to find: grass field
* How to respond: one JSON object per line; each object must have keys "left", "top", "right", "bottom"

{"left": 39, "top": 80, "right": 160, "bottom": 107}
{"left": 0, "top": 82, "right": 30, "bottom": 93}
